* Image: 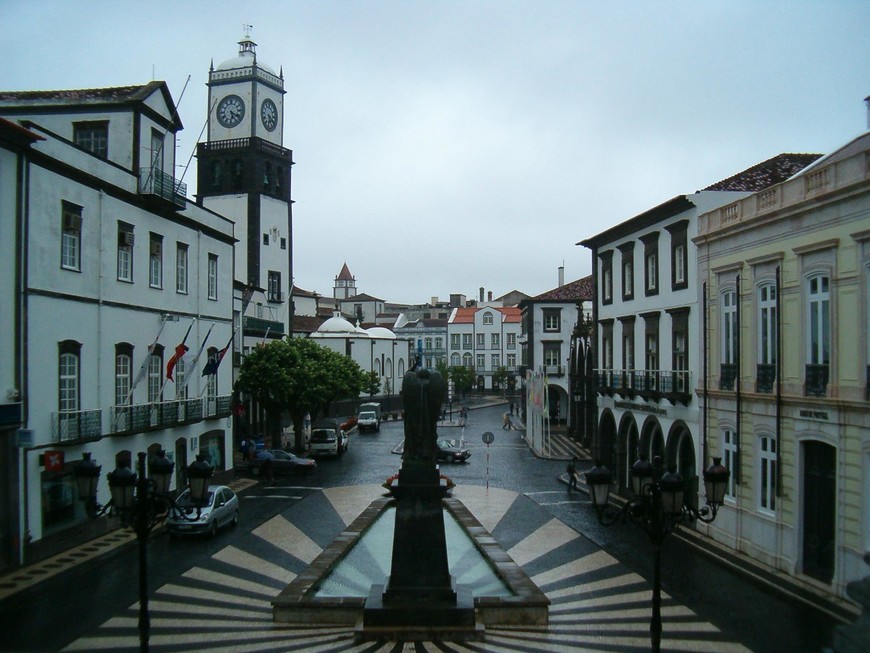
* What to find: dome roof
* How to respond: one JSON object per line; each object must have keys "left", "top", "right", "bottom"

{"left": 366, "top": 327, "right": 396, "bottom": 339}
{"left": 316, "top": 314, "right": 359, "bottom": 335}
{"left": 216, "top": 34, "right": 277, "bottom": 75}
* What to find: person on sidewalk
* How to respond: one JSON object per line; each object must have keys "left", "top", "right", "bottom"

{"left": 502, "top": 412, "right": 511, "bottom": 430}
{"left": 567, "top": 457, "right": 578, "bottom": 492}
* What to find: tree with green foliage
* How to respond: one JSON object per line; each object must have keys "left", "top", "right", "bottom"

{"left": 435, "top": 359, "right": 449, "bottom": 381}
{"left": 449, "top": 365, "right": 475, "bottom": 398}
{"left": 365, "top": 370, "right": 381, "bottom": 398}
{"left": 492, "top": 366, "right": 509, "bottom": 393}
{"left": 236, "top": 338, "right": 369, "bottom": 451}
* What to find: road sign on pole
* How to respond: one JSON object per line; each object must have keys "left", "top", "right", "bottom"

{"left": 482, "top": 431, "right": 494, "bottom": 489}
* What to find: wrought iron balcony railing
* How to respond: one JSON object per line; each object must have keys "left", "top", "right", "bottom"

{"left": 138, "top": 167, "right": 187, "bottom": 208}
{"left": 596, "top": 369, "right": 692, "bottom": 405}
{"left": 720, "top": 363, "right": 736, "bottom": 391}
{"left": 52, "top": 409, "right": 102, "bottom": 443}
{"left": 805, "top": 364, "right": 829, "bottom": 397}
{"left": 756, "top": 363, "right": 776, "bottom": 394}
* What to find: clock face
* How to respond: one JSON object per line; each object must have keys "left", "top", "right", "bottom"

{"left": 261, "top": 98, "right": 278, "bottom": 132}
{"left": 217, "top": 94, "right": 245, "bottom": 128}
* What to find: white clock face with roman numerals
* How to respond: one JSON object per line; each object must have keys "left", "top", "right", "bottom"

{"left": 261, "top": 99, "right": 278, "bottom": 131}
{"left": 217, "top": 94, "right": 245, "bottom": 128}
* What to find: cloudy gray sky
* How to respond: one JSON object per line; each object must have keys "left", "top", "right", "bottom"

{"left": 3, "top": 0, "right": 868, "bottom": 304}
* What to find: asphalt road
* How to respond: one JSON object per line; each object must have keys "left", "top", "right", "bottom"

{"left": 0, "top": 403, "right": 844, "bottom": 652}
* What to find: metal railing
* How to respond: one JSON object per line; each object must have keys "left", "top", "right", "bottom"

{"left": 805, "top": 364, "right": 829, "bottom": 397}
{"left": 720, "top": 363, "right": 737, "bottom": 391}
{"left": 596, "top": 369, "right": 692, "bottom": 400}
{"left": 756, "top": 364, "right": 776, "bottom": 394}
{"left": 138, "top": 167, "right": 187, "bottom": 207}
{"left": 52, "top": 409, "right": 102, "bottom": 443}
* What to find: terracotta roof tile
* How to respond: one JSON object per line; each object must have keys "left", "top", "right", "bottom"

{"left": 336, "top": 263, "right": 354, "bottom": 281}
{"left": 701, "top": 153, "right": 822, "bottom": 192}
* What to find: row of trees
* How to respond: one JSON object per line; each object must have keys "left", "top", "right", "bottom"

{"left": 236, "top": 338, "right": 515, "bottom": 451}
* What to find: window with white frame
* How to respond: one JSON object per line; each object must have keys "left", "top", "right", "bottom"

{"left": 175, "top": 358, "right": 187, "bottom": 400}
{"left": 601, "top": 251, "right": 614, "bottom": 305}
{"left": 425, "top": 337, "right": 433, "bottom": 350}
{"left": 73, "top": 121, "right": 108, "bottom": 158}
{"left": 674, "top": 243, "right": 686, "bottom": 285}
{"left": 492, "top": 353, "right": 501, "bottom": 368}
{"left": 476, "top": 333, "right": 485, "bottom": 348}
{"left": 544, "top": 344, "right": 561, "bottom": 368}
{"left": 176, "top": 243, "right": 188, "bottom": 294}
{"left": 507, "top": 333, "right": 516, "bottom": 349}
{"left": 507, "top": 353, "right": 516, "bottom": 369}
{"left": 114, "top": 348, "right": 131, "bottom": 407}
{"left": 623, "top": 330, "right": 634, "bottom": 373}
{"left": 758, "top": 282, "right": 777, "bottom": 365}
{"left": 543, "top": 309, "right": 561, "bottom": 332}
{"left": 476, "top": 354, "right": 485, "bottom": 369}
{"left": 722, "top": 290, "right": 738, "bottom": 366}
{"left": 620, "top": 243, "right": 635, "bottom": 301}
{"left": 61, "top": 202, "right": 82, "bottom": 271}
{"left": 666, "top": 221, "right": 689, "bottom": 291}
{"left": 208, "top": 254, "right": 218, "bottom": 300}
{"left": 758, "top": 435, "right": 777, "bottom": 514}
{"left": 483, "top": 312, "right": 493, "bottom": 325}
{"left": 435, "top": 337, "right": 443, "bottom": 349}
{"left": 642, "top": 232, "right": 659, "bottom": 296}
{"left": 147, "top": 352, "right": 163, "bottom": 404}
{"left": 463, "top": 353, "right": 473, "bottom": 368}
{"left": 451, "top": 352, "right": 461, "bottom": 366}
{"left": 722, "top": 429, "right": 737, "bottom": 500}
{"left": 451, "top": 334, "right": 460, "bottom": 349}
{"left": 58, "top": 342, "right": 80, "bottom": 413}
{"left": 491, "top": 333, "right": 500, "bottom": 348}
{"left": 462, "top": 334, "right": 472, "bottom": 349}
{"left": 117, "top": 222, "right": 134, "bottom": 282}
{"left": 807, "top": 274, "right": 830, "bottom": 367}
{"left": 149, "top": 233, "right": 163, "bottom": 288}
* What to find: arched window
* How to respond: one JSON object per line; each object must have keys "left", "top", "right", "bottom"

{"left": 483, "top": 312, "right": 493, "bottom": 325}
{"left": 451, "top": 353, "right": 461, "bottom": 367}
{"left": 58, "top": 341, "right": 81, "bottom": 413}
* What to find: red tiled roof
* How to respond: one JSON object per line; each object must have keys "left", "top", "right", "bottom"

{"left": 336, "top": 263, "right": 354, "bottom": 281}
{"left": 530, "top": 276, "right": 594, "bottom": 302}
{"left": 450, "top": 307, "right": 477, "bottom": 324}
{"left": 292, "top": 316, "right": 327, "bottom": 333}
{"left": 701, "top": 153, "right": 822, "bottom": 192}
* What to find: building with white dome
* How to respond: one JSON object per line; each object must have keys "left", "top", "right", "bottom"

{"left": 311, "top": 314, "right": 412, "bottom": 396}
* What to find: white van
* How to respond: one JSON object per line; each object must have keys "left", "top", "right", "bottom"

{"left": 309, "top": 420, "right": 347, "bottom": 457}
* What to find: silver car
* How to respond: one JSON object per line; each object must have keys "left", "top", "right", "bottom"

{"left": 166, "top": 485, "right": 239, "bottom": 537}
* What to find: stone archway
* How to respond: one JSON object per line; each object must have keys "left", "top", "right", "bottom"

{"left": 597, "top": 410, "right": 617, "bottom": 469}
{"left": 667, "top": 422, "right": 697, "bottom": 510}
{"left": 617, "top": 413, "right": 639, "bottom": 492}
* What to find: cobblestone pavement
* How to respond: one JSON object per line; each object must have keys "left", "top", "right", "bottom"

{"left": 63, "top": 483, "right": 750, "bottom": 653}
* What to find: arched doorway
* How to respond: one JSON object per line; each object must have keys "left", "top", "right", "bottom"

{"left": 175, "top": 438, "right": 188, "bottom": 491}
{"left": 597, "top": 410, "right": 617, "bottom": 469}
{"left": 618, "top": 413, "right": 639, "bottom": 492}
{"left": 639, "top": 417, "right": 664, "bottom": 463}
{"left": 802, "top": 440, "right": 836, "bottom": 584}
{"left": 667, "top": 422, "right": 697, "bottom": 509}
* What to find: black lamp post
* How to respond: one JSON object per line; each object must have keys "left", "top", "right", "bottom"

{"left": 585, "top": 455, "right": 729, "bottom": 653}
{"left": 74, "top": 450, "right": 213, "bottom": 653}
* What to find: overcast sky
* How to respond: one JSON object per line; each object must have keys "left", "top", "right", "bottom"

{"left": 3, "top": 0, "right": 868, "bottom": 304}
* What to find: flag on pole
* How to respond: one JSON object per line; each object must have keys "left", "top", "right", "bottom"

{"left": 202, "top": 332, "right": 233, "bottom": 376}
{"left": 126, "top": 316, "right": 168, "bottom": 404}
{"left": 180, "top": 323, "right": 214, "bottom": 391}
{"left": 166, "top": 319, "right": 195, "bottom": 381}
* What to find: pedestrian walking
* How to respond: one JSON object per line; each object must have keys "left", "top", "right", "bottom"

{"left": 567, "top": 457, "right": 578, "bottom": 492}
{"left": 502, "top": 412, "right": 511, "bottom": 430}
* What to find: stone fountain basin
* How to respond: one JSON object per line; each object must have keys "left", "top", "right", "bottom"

{"left": 271, "top": 495, "right": 549, "bottom": 628}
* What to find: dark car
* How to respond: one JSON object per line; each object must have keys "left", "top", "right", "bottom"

{"left": 249, "top": 449, "right": 317, "bottom": 477}
{"left": 435, "top": 438, "right": 471, "bottom": 463}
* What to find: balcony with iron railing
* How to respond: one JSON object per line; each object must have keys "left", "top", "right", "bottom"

{"left": 596, "top": 368, "right": 692, "bottom": 405}
{"left": 805, "top": 364, "right": 829, "bottom": 397}
{"left": 51, "top": 409, "right": 102, "bottom": 444}
{"left": 756, "top": 364, "right": 776, "bottom": 394}
{"left": 138, "top": 167, "right": 187, "bottom": 209}
{"left": 720, "top": 363, "right": 737, "bottom": 391}
{"left": 108, "top": 396, "right": 226, "bottom": 436}
{"left": 243, "top": 315, "right": 285, "bottom": 338}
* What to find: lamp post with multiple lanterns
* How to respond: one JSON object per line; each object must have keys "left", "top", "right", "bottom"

{"left": 74, "top": 450, "right": 214, "bottom": 653}
{"left": 584, "top": 455, "right": 730, "bottom": 653}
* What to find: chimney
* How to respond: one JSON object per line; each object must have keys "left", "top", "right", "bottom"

{"left": 479, "top": 287, "right": 484, "bottom": 302}
{"left": 558, "top": 265, "right": 565, "bottom": 287}
{"left": 488, "top": 291, "right": 493, "bottom": 302}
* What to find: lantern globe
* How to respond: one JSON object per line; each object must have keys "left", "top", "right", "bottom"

{"left": 186, "top": 455, "right": 214, "bottom": 506}
{"left": 703, "top": 457, "right": 730, "bottom": 506}
{"left": 74, "top": 452, "right": 101, "bottom": 502}
{"left": 107, "top": 464, "right": 137, "bottom": 511}
{"left": 660, "top": 468, "right": 685, "bottom": 515}
{"left": 148, "top": 450, "right": 174, "bottom": 495}
{"left": 630, "top": 457, "right": 654, "bottom": 496}
{"left": 584, "top": 462, "right": 613, "bottom": 509}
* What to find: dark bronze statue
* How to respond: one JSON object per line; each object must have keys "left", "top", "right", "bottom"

{"left": 401, "top": 369, "right": 445, "bottom": 464}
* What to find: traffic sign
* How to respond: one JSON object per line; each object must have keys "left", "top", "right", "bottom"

{"left": 482, "top": 431, "right": 494, "bottom": 445}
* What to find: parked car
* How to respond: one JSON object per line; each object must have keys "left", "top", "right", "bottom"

{"left": 166, "top": 485, "right": 239, "bottom": 537}
{"left": 435, "top": 438, "right": 471, "bottom": 463}
{"left": 249, "top": 449, "right": 316, "bottom": 477}
{"left": 309, "top": 419, "right": 347, "bottom": 457}
{"left": 357, "top": 410, "right": 380, "bottom": 433}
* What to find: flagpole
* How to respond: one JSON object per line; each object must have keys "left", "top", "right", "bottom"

{"left": 181, "top": 323, "right": 214, "bottom": 392}
{"left": 125, "top": 314, "right": 169, "bottom": 405}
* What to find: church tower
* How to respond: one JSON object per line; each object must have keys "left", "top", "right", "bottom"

{"left": 196, "top": 28, "right": 294, "bottom": 335}
{"left": 334, "top": 263, "right": 357, "bottom": 300}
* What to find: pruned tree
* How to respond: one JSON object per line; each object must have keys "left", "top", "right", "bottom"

{"left": 236, "top": 338, "right": 369, "bottom": 451}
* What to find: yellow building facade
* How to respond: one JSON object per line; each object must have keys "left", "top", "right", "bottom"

{"left": 695, "top": 134, "right": 870, "bottom": 600}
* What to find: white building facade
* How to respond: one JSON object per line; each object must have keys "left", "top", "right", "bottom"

{"left": 447, "top": 306, "right": 522, "bottom": 391}
{"left": 0, "top": 83, "right": 235, "bottom": 565}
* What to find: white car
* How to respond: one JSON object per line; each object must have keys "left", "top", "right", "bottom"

{"left": 309, "top": 420, "right": 347, "bottom": 457}
{"left": 166, "top": 485, "right": 239, "bottom": 537}
{"left": 357, "top": 410, "right": 380, "bottom": 432}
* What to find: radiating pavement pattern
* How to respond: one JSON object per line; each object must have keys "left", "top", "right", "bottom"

{"left": 63, "top": 484, "right": 751, "bottom": 652}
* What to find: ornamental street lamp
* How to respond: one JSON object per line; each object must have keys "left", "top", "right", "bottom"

{"left": 74, "top": 450, "right": 214, "bottom": 653}
{"left": 585, "top": 455, "right": 729, "bottom": 653}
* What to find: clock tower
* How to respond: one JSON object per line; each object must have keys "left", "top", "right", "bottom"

{"left": 197, "top": 28, "right": 294, "bottom": 340}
